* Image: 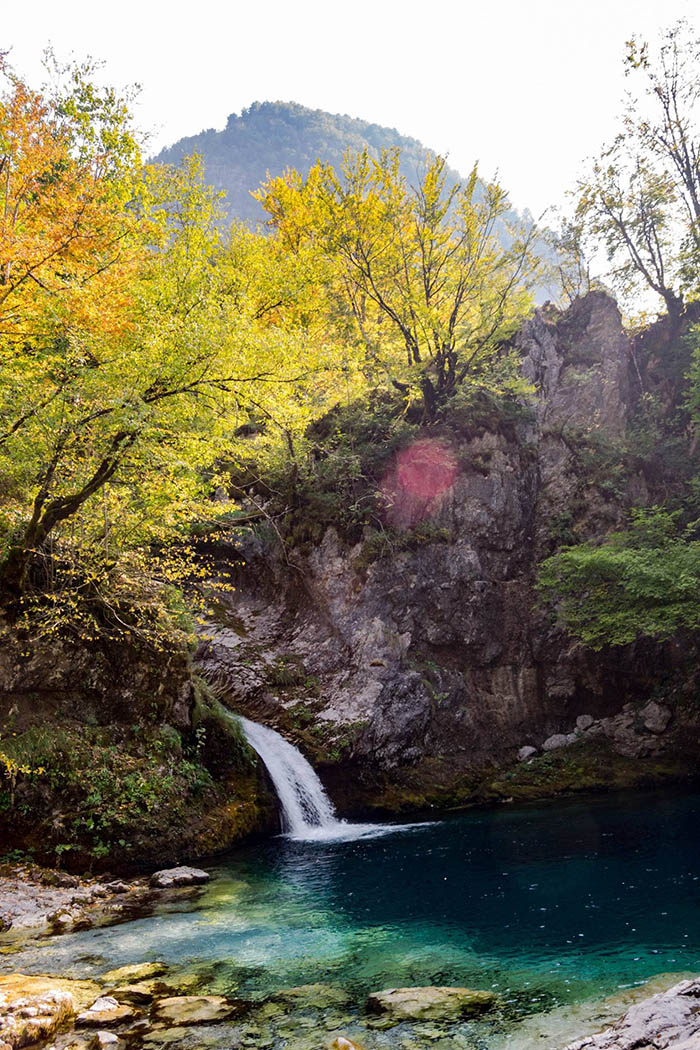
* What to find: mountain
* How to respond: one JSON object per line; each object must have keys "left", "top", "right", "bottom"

{"left": 153, "top": 100, "right": 530, "bottom": 229}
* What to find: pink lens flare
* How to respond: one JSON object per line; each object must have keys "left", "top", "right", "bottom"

{"left": 380, "top": 438, "right": 458, "bottom": 528}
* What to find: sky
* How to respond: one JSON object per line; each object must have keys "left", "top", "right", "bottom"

{"left": 3, "top": 0, "right": 698, "bottom": 217}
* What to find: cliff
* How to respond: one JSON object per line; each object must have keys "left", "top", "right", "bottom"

{"left": 1, "top": 292, "right": 698, "bottom": 869}
{"left": 196, "top": 292, "right": 700, "bottom": 812}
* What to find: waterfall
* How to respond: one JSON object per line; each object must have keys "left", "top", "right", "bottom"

{"left": 236, "top": 714, "right": 420, "bottom": 843}
{"left": 239, "top": 715, "right": 337, "bottom": 836}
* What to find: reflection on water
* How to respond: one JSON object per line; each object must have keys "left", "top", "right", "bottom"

{"left": 3, "top": 789, "right": 699, "bottom": 1022}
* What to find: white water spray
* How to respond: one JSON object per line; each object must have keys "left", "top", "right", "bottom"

{"left": 236, "top": 714, "right": 424, "bottom": 843}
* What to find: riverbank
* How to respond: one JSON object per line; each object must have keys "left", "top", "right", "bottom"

{"left": 0, "top": 864, "right": 214, "bottom": 937}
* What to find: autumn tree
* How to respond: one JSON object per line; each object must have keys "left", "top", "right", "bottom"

{"left": 575, "top": 21, "right": 700, "bottom": 317}
{"left": 256, "top": 150, "right": 539, "bottom": 418}
{"left": 0, "top": 60, "right": 338, "bottom": 631}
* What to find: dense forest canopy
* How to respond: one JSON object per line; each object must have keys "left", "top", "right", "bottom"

{"left": 0, "top": 56, "right": 538, "bottom": 644}
{"left": 2, "top": 22, "right": 700, "bottom": 655}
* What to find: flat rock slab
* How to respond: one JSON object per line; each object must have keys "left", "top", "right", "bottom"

{"left": 76, "top": 997, "right": 135, "bottom": 1028}
{"left": 151, "top": 996, "right": 244, "bottom": 1025}
{"left": 101, "top": 963, "right": 170, "bottom": 986}
{"left": 149, "top": 868, "right": 210, "bottom": 889}
{"left": 366, "top": 985, "right": 497, "bottom": 1021}
{"left": 565, "top": 978, "right": 700, "bottom": 1050}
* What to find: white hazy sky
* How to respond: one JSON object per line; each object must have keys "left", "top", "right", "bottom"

{"left": 4, "top": 0, "right": 698, "bottom": 216}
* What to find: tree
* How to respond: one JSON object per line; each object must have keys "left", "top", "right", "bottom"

{"left": 575, "top": 21, "right": 700, "bottom": 317}
{"left": 256, "top": 150, "right": 539, "bottom": 418}
{"left": 0, "top": 61, "right": 336, "bottom": 626}
{"left": 537, "top": 508, "right": 700, "bottom": 648}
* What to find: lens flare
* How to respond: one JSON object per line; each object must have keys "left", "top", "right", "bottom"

{"left": 381, "top": 438, "right": 458, "bottom": 528}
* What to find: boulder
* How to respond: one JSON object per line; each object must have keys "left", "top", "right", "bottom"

{"left": 518, "top": 746, "right": 537, "bottom": 761}
{"left": 366, "top": 986, "right": 497, "bottom": 1022}
{"left": 542, "top": 734, "right": 569, "bottom": 752}
{"left": 109, "top": 984, "right": 155, "bottom": 1005}
{"left": 90, "top": 1034, "right": 120, "bottom": 1050}
{"left": 576, "top": 714, "right": 595, "bottom": 731}
{"left": 563, "top": 977, "right": 700, "bottom": 1050}
{"left": 640, "top": 700, "right": 672, "bottom": 735}
{"left": 149, "top": 867, "right": 210, "bottom": 889}
{"left": 151, "top": 995, "right": 245, "bottom": 1025}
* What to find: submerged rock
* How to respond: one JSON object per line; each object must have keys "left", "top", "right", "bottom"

{"left": 152, "top": 995, "right": 245, "bottom": 1025}
{"left": 564, "top": 977, "right": 700, "bottom": 1050}
{"left": 100, "top": 963, "right": 170, "bottom": 986}
{"left": 366, "top": 986, "right": 497, "bottom": 1022}
{"left": 270, "top": 984, "right": 351, "bottom": 1009}
{"left": 149, "top": 867, "right": 210, "bottom": 889}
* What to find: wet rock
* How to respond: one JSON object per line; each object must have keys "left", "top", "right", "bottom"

{"left": 90, "top": 1034, "right": 120, "bottom": 1050}
{"left": 110, "top": 984, "right": 155, "bottom": 1005}
{"left": 270, "top": 984, "right": 351, "bottom": 1009}
{"left": 47, "top": 907, "right": 91, "bottom": 933}
{"left": 640, "top": 700, "right": 672, "bottom": 735}
{"left": 149, "top": 868, "right": 210, "bottom": 889}
{"left": 366, "top": 986, "right": 497, "bottom": 1022}
{"left": 101, "top": 964, "right": 169, "bottom": 986}
{"left": 152, "top": 996, "right": 244, "bottom": 1025}
{"left": 103, "top": 882, "right": 130, "bottom": 895}
{"left": 329, "top": 1039, "right": 363, "bottom": 1050}
{"left": 518, "top": 746, "right": 537, "bottom": 761}
{"left": 564, "top": 977, "right": 700, "bottom": 1050}
{"left": 140, "top": 1026, "right": 189, "bottom": 1045}
{"left": 76, "top": 997, "right": 135, "bottom": 1028}
{"left": 542, "top": 734, "right": 569, "bottom": 752}
{"left": 0, "top": 866, "right": 142, "bottom": 934}
{"left": 0, "top": 981, "right": 74, "bottom": 1048}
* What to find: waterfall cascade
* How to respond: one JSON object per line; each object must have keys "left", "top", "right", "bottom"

{"left": 236, "top": 714, "right": 413, "bottom": 842}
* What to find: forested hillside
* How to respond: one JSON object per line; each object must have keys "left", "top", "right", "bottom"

{"left": 153, "top": 100, "right": 533, "bottom": 231}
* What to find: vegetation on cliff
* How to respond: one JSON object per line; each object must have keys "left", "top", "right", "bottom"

{"left": 538, "top": 22, "right": 700, "bottom": 653}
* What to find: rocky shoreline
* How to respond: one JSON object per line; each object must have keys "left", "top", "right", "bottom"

{"left": 0, "top": 864, "right": 212, "bottom": 937}
{"left": 1, "top": 862, "right": 698, "bottom": 1050}
{"left": 1, "top": 957, "right": 698, "bottom": 1050}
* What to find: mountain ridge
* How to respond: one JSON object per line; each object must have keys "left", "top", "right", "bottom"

{"left": 153, "top": 99, "right": 530, "bottom": 228}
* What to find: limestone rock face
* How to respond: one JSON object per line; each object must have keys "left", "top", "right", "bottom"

{"left": 366, "top": 986, "right": 497, "bottom": 1021}
{"left": 149, "top": 867, "right": 210, "bottom": 889}
{"left": 564, "top": 977, "right": 700, "bottom": 1050}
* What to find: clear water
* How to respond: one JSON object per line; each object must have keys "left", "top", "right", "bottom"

{"left": 4, "top": 789, "right": 699, "bottom": 1047}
